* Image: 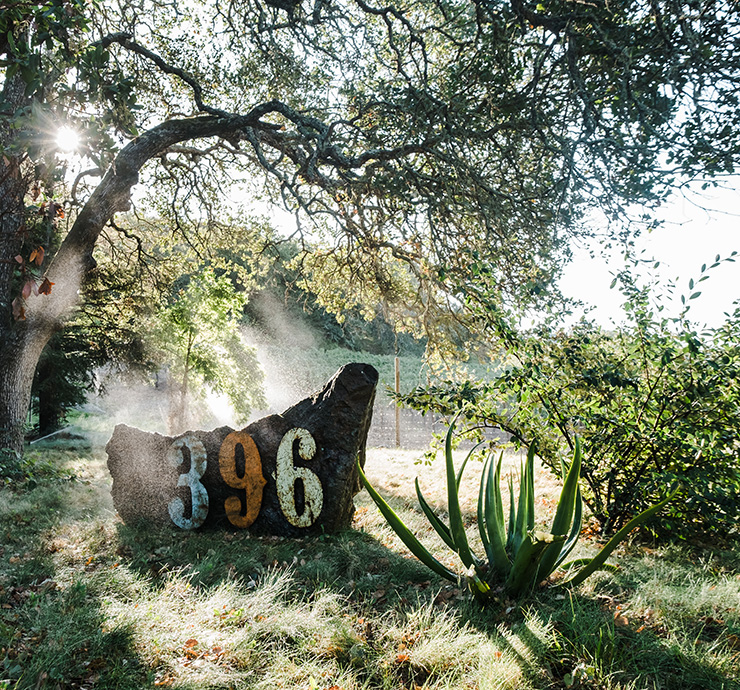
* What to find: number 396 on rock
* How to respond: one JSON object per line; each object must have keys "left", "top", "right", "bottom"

{"left": 166, "top": 427, "right": 323, "bottom": 530}
{"left": 106, "top": 363, "right": 379, "bottom": 536}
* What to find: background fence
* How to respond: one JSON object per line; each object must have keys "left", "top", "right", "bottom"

{"left": 368, "top": 402, "right": 445, "bottom": 449}
{"left": 368, "top": 399, "right": 509, "bottom": 450}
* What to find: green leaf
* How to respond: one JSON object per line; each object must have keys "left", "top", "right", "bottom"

{"left": 563, "top": 486, "right": 680, "bottom": 588}
{"left": 526, "top": 448, "right": 536, "bottom": 531}
{"left": 505, "top": 531, "right": 563, "bottom": 597}
{"left": 560, "top": 558, "right": 618, "bottom": 574}
{"left": 537, "top": 439, "right": 583, "bottom": 580}
{"left": 512, "top": 446, "right": 536, "bottom": 556}
{"left": 553, "top": 485, "right": 583, "bottom": 571}
{"left": 357, "top": 462, "right": 457, "bottom": 582}
{"left": 444, "top": 422, "right": 477, "bottom": 570}
{"left": 483, "top": 451, "right": 511, "bottom": 576}
{"left": 506, "top": 474, "right": 516, "bottom": 551}
{"left": 456, "top": 441, "right": 485, "bottom": 490}
{"left": 415, "top": 478, "right": 455, "bottom": 551}
{"left": 478, "top": 454, "right": 492, "bottom": 560}
{"left": 551, "top": 439, "right": 581, "bottom": 535}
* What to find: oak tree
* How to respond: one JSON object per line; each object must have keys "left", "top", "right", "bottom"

{"left": 2, "top": 0, "right": 740, "bottom": 466}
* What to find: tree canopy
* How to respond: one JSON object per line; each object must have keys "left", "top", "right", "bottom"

{"left": 2, "top": 0, "right": 740, "bottom": 459}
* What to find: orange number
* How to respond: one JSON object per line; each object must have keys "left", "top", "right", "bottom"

{"left": 218, "top": 432, "right": 266, "bottom": 529}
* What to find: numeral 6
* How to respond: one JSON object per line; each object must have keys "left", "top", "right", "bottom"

{"left": 276, "top": 428, "right": 323, "bottom": 528}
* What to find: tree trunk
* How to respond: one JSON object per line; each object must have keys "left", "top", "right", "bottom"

{"left": 0, "top": 105, "right": 300, "bottom": 467}
{"left": 0, "top": 327, "right": 52, "bottom": 467}
{"left": 35, "top": 355, "right": 65, "bottom": 437}
{"left": 0, "top": 69, "right": 35, "bottom": 467}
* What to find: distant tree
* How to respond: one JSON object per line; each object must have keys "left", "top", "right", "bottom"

{"left": 26, "top": 210, "right": 271, "bottom": 436}
{"left": 3, "top": 0, "right": 740, "bottom": 468}
{"left": 244, "top": 240, "right": 427, "bottom": 355}
{"left": 148, "top": 268, "right": 266, "bottom": 433}
{"left": 31, "top": 329, "right": 97, "bottom": 437}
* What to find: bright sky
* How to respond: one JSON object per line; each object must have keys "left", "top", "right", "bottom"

{"left": 559, "top": 181, "right": 739, "bottom": 329}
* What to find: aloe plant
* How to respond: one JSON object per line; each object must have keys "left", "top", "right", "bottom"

{"left": 357, "top": 422, "right": 677, "bottom": 601}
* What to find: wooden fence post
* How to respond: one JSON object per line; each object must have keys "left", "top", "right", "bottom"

{"left": 395, "top": 356, "right": 401, "bottom": 448}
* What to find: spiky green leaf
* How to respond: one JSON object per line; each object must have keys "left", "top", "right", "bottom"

{"left": 416, "top": 477, "right": 455, "bottom": 551}
{"left": 511, "top": 447, "right": 536, "bottom": 556}
{"left": 357, "top": 462, "right": 457, "bottom": 582}
{"left": 537, "top": 439, "right": 583, "bottom": 580}
{"left": 444, "top": 422, "right": 477, "bottom": 569}
{"left": 478, "top": 453, "right": 492, "bottom": 561}
{"left": 483, "top": 451, "right": 510, "bottom": 576}
{"left": 456, "top": 441, "right": 485, "bottom": 490}
{"left": 506, "top": 473, "right": 516, "bottom": 551}
{"left": 553, "top": 485, "right": 583, "bottom": 570}
{"left": 563, "top": 486, "right": 679, "bottom": 588}
{"left": 505, "top": 531, "right": 563, "bottom": 597}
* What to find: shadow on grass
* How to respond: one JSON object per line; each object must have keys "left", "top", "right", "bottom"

{"left": 0, "top": 446, "right": 147, "bottom": 689}
{"left": 2, "top": 447, "right": 739, "bottom": 690}
{"left": 456, "top": 554, "right": 740, "bottom": 690}
{"left": 114, "top": 516, "right": 441, "bottom": 604}
{"left": 110, "top": 519, "right": 560, "bottom": 689}
{"left": 111, "top": 517, "right": 740, "bottom": 690}
{"left": 365, "top": 474, "right": 740, "bottom": 690}
{"left": 535, "top": 588, "right": 738, "bottom": 690}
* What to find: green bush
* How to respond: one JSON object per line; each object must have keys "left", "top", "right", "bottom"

{"left": 0, "top": 447, "right": 22, "bottom": 481}
{"left": 401, "top": 265, "right": 740, "bottom": 538}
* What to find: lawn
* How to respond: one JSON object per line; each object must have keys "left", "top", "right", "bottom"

{"left": 1, "top": 435, "right": 738, "bottom": 689}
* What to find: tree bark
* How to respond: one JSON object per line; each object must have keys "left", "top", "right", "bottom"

{"left": 0, "top": 326, "right": 51, "bottom": 465}
{"left": 0, "top": 68, "right": 34, "bottom": 460}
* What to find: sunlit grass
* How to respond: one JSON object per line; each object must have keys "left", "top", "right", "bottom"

{"left": 1, "top": 442, "right": 738, "bottom": 689}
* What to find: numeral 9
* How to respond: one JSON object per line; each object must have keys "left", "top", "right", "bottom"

{"left": 218, "top": 431, "right": 266, "bottom": 529}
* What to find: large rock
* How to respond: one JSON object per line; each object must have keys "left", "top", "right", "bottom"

{"left": 106, "top": 363, "right": 378, "bottom": 535}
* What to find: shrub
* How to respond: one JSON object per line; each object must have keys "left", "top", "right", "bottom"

{"left": 400, "top": 264, "right": 740, "bottom": 538}
{"left": 0, "top": 447, "right": 22, "bottom": 481}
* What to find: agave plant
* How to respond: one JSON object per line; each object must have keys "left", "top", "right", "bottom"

{"left": 357, "top": 422, "right": 676, "bottom": 601}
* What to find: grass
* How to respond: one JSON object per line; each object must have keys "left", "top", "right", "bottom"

{"left": 1, "top": 438, "right": 739, "bottom": 690}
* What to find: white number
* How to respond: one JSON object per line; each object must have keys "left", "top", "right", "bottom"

{"left": 167, "top": 435, "right": 209, "bottom": 529}
{"left": 276, "top": 428, "right": 323, "bottom": 528}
